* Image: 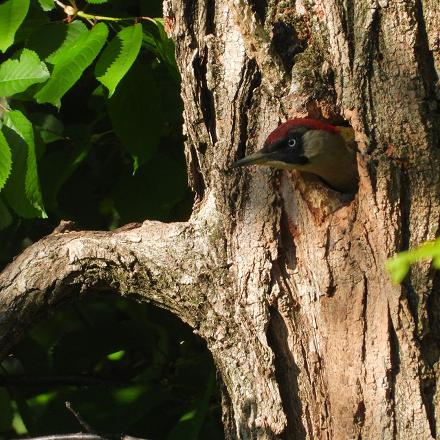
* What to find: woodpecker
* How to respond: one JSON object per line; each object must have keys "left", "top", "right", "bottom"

{"left": 231, "top": 118, "right": 358, "bottom": 193}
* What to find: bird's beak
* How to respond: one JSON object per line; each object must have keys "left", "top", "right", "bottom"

{"left": 230, "top": 151, "right": 269, "bottom": 169}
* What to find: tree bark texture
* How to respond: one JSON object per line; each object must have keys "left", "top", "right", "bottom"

{"left": 1, "top": 0, "right": 440, "bottom": 439}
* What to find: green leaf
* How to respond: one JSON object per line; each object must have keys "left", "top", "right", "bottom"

{"left": 0, "top": 49, "right": 49, "bottom": 97}
{"left": 39, "top": 125, "right": 89, "bottom": 212}
{"left": 35, "top": 22, "right": 108, "bottom": 107}
{"left": 38, "top": 0, "right": 54, "bottom": 10}
{"left": 144, "top": 18, "right": 179, "bottom": 82}
{"left": 95, "top": 23, "right": 142, "bottom": 97}
{"left": 0, "top": 388, "right": 13, "bottom": 431}
{"left": 150, "top": 19, "right": 175, "bottom": 63}
{"left": 108, "top": 60, "right": 165, "bottom": 168}
{"left": 86, "top": 0, "right": 108, "bottom": 3}
{"left": 46, "top": 21, "right": 88, "bottom": 65}
{"left": 32, "top": 113, "right": 64, "bottom": 144}
{"left": 386, "top": 239, "right": 440, "bottom": 284}
{"left": 0, "top": 0, "right": 30, "bottom": 52}
{"left": 2, "top": 110, "right": 46, "bottom": 218}
{"left": 0, "top": 129, "right": 12, "bottom": 191}
{"left": 113, "top": 153, "right": 188, "bottom": 223}
{"left": 13, "top": 2, "right": 49, "bottom": 43}
{"left": 26, "top": 22, "right": 71, "bottom": 61}
{"left": 0, "top": 196, "right": 12, "bottom": 229}
{"left": 385, "top": 257, "right": 411, "bottom": 284}
{"left": 107, "top": 350, "right": 125, "bottom": 361}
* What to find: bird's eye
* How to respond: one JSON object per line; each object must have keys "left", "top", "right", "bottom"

{"left": 288, "top": 138, "right": 296, "bottom": 148}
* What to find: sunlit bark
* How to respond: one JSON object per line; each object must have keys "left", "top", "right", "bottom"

{"left": 1, "top": 1, "right": 440, "bottom": 438}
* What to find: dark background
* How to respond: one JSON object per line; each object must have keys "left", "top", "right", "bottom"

{"left": 0, "top": 1, "right": 222, "bottom": 438}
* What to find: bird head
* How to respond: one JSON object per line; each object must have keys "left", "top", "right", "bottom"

{"left": 231, "top": 118, "right": 358, "bottom": 193}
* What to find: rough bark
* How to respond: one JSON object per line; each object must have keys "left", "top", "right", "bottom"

{"left": 1, "top": 0, "right": 440, "bottom": 439}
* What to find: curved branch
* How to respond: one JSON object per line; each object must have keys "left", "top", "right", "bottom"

{"left": 0, "top": 193, "right": 225, "bottom": 359}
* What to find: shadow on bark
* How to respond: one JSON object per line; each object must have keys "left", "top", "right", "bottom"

{"left": 267, "top": 307, "right": 306, "bottom": 440}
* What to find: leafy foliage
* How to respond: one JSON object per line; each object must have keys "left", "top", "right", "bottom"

{"left": 0, "top": 49, "right": 49, "bottom": 96}
{"left": 2, "top": 297, "right": 223, "bottom": 439}
{"left": 108, "top": 59, "right": 172, "bottom": 170}
{"left": 0, "top": 1, "right": 222, "bottom": 439}
{"left": 86, "top": 0, "right": 109, "bottom": 4}
{"left": 3, "top": 110, "right": 46, "bottom": 218}
{"left": 0, "top": 0, "right": 29, "bottom": 52}
{"left": 36, "top": 23, "right": 109, "bottom": 107}
{"left": 0, "top": 130, "right": 12, "bottom": 192}
{"left": 44, "top": 21, "right": 89, "bottom": 65}
{"left": 37, "top": 0, "right": 55, "bottom": 11}
{"left": 95, "top": 23, "right": 143, "bottom": 97}
{"left": 0, "top": 0, "right": 182, "bottom": 229}
{"left": 386, "top": 239, "right": 440, "bottom": 284}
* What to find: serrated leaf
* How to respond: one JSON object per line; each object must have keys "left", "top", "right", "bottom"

{"left": 46, "top": 21, "right": 88, "bottom": 65}
{"left": 0, "top": 49, "right": 49, "bottom": 97}
{"left": 35, "top": 23, "right": 108, "bottom": 107}
{"left": 95, "top": 23, "right": 142, "bottom": 97}
{"left": 0, "top": 129, "right": 12, "bottom": 191}
{"left": 38, "top": 0, "right": 54, "bottom": 10}
{"left": 2, "top": 110, "right": 46, "bottom": 218}
{"left": 0, "top": 0, "right": 30, "bottom": 52}
{"left": 85, "top": 0, "right": 108, "bottom": 3}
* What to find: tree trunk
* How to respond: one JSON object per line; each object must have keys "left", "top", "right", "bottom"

{"left": 1, "top": 0, "right": 440, "bottom": 439}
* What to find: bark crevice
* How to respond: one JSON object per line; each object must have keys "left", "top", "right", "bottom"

{"left": 267, "top": 306, "right": 306, "bottom": 440}
{"left": 387, "top": 306, "right": 400, "bottom": 439}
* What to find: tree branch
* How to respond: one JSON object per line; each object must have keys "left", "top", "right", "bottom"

{"left": 65, "top": 401, "right": 95, "bottom": 434}
{"left": 0, "top": 193, "right": 225, "bottom": 359}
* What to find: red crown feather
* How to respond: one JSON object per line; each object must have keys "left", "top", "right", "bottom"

{"left": 266, "top": 118, "right": 339, "bottom": 144}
